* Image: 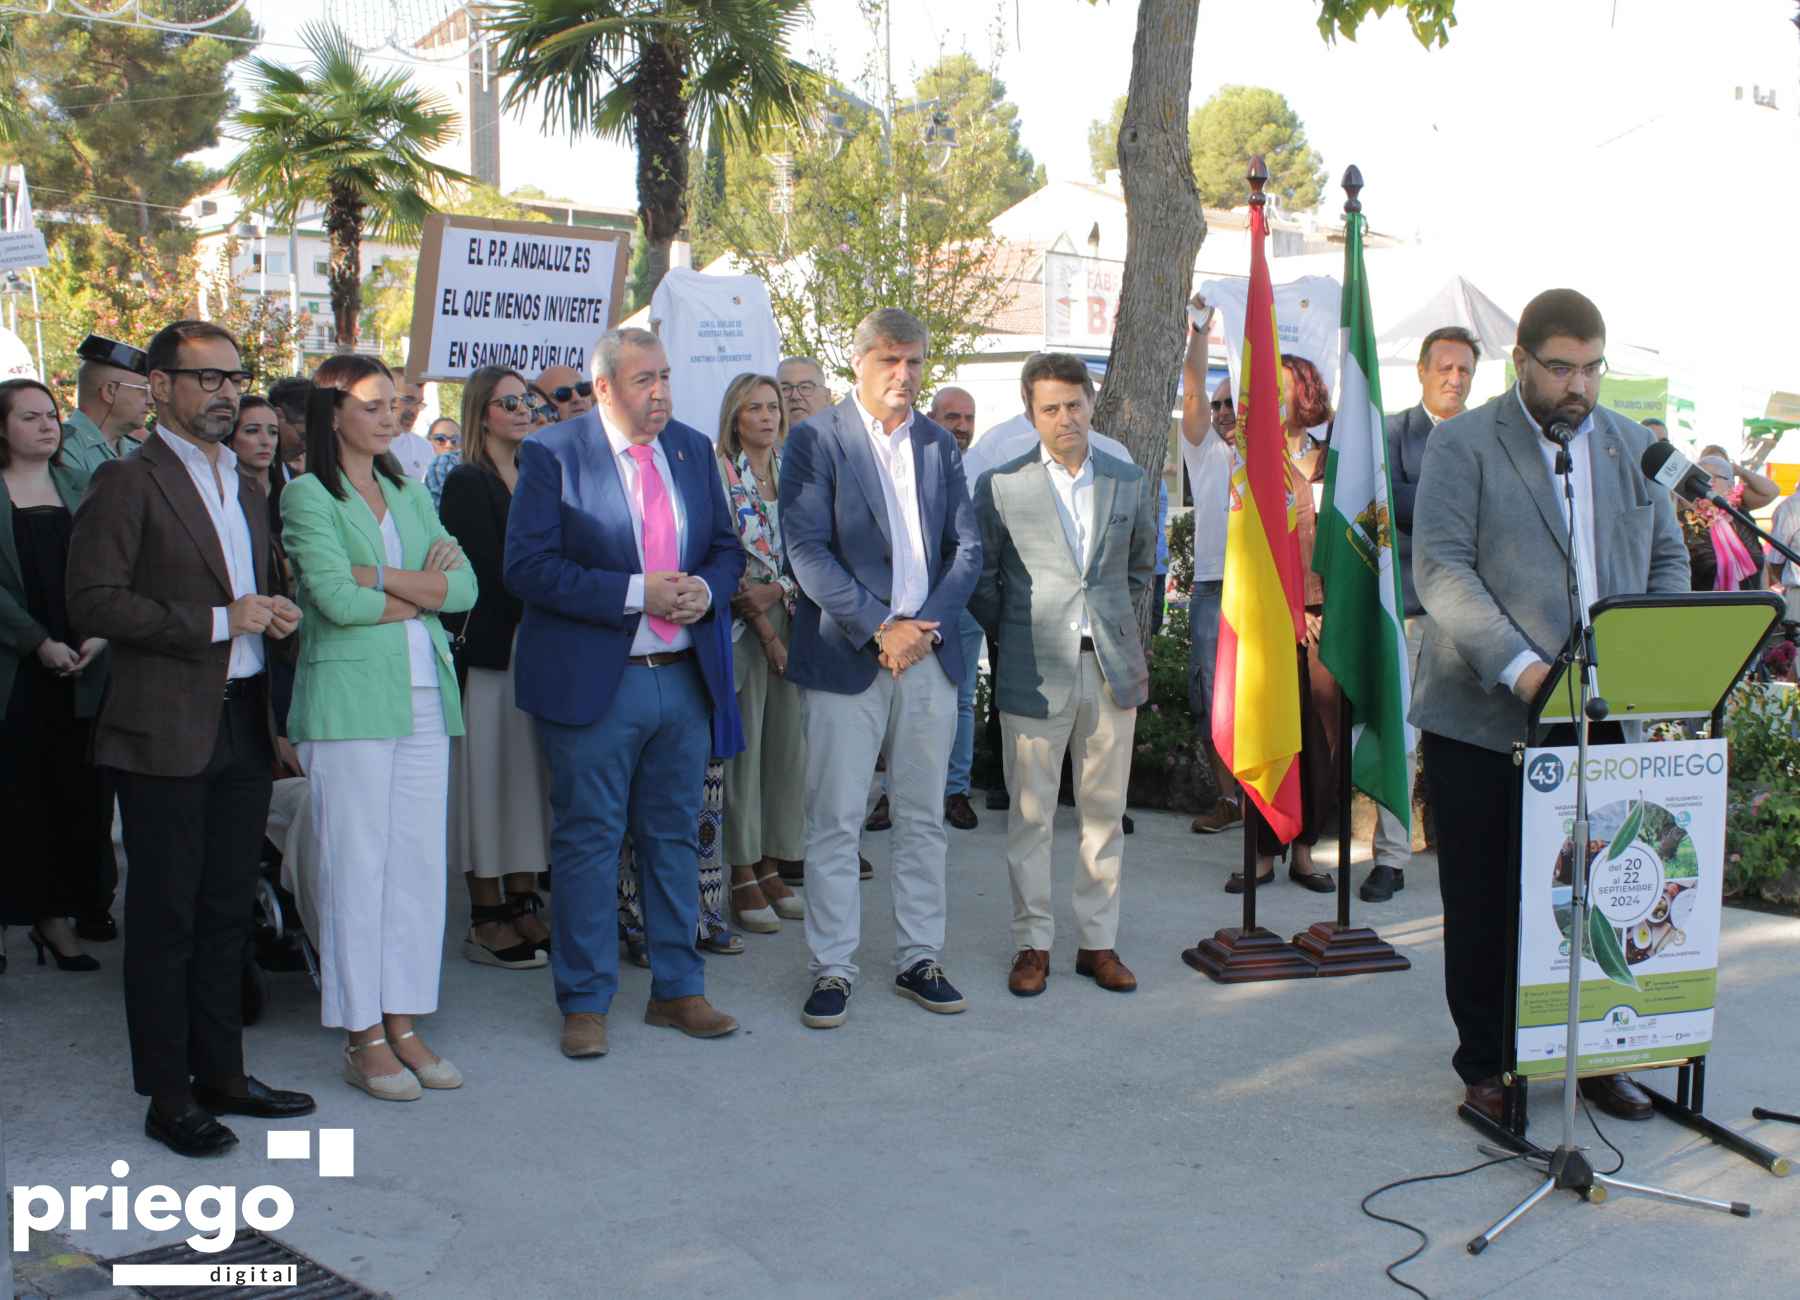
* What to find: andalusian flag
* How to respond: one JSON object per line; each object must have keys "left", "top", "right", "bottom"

{"left": 1212, "top": 198, "right": 1304, "bottom": 843}
{"left": 1313, "top": 202, "right": 1411, "bottom": 829}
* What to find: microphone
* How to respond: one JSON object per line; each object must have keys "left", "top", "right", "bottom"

{"left": 1640, "top": 441, "right": 1725, "bottom": 507}
{"left": 1543, "top": 419, "right": 1575, "bottom": 447}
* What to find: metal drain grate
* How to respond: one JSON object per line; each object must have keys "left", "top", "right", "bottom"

{"left": 105, "top": 1226, "right": 385, "bottom": 1298}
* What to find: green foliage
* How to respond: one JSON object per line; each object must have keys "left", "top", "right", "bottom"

{"left": 227, "top": 22, "right": 468, "bottom": 347}
{"left": 489, "top": 0, "right": 822, "bottom": 293}
{"left": 1166, "top": 508, "right": 1195, "bottom": 595}
{"left": 0, "top": 8, "right": 255, "bottom": 252}
{"left": 1723, "top": 684, "right": 1800, "bottom": 900}
{"left": 1087, "top": 94, "right": 1125, "bottom": 181}
{"left": 910, "top": 53, "right": 1045, "bottom": 221}
{"left": 1316, "top": 0, "right": 1458, "bottom": 48}
{"left": 698, "top": 100, "right": 1015, "bottom": 392}
{"left": 1189, "top": 86, "right": 1325, "bottom": 213}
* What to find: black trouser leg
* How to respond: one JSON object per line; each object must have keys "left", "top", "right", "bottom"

{"left": 1421, "top": 731, "right": 1514, "bottom": 1086}
{"left": 92, "top": 764, "right": 120, "bottom": 920}
{"left": 983, "top": 631, "right": 1002, "bottom": 778}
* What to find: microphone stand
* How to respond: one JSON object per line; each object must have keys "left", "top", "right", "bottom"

{"left": 1468, "top": 429, "right": 1751, "bottom": 1253}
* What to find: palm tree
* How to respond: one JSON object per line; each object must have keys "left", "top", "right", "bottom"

{"left": 488, "top": 0, "right": 821, "bottom": 295}
{"left": 227, "top": 22, "right": 468, "bottom": 350}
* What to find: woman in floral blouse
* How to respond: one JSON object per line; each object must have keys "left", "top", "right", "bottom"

{"left": 1681, "top": 454, "right": 1766, "bottom": 592}
{"left": 716, "top": 373, "right": 806, "bottom": 934}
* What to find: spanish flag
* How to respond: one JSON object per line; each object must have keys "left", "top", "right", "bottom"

{"left": 1211, "top": 195, "right": 1305, "bottom": 843}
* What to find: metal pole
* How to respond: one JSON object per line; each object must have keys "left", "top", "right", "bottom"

{"left": 289, "top": 220, "right": 302, "bottom": 371}
{"left": 27, "top": 265, "right": 45, "bottom": 378}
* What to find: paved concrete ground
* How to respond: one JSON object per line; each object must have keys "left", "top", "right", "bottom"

{"left": 5, "top": 799, "right": 1798, "bottom": 1299}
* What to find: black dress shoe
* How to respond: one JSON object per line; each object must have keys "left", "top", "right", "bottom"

{"left": 985, "top": 788, "right": 1010, "bottom": 812}
{"left": 1288, "top": 866, "right": 1335, "bottom": 893}
{"left": 1122, "top": 813, "right": 1135, "bottom": 836}
{"left": 192, "top": 1076, "right": 317, "bottom": 1119}
{"left": 146, "top": 1103, "right": 239, "bottom": 1157}
{"left": 1580, "top": 1073, "right": 1654, "bottom": 1121}
{"left": 1359, "top": 865, "right": 1405, "bottom": 902}
{"left": 864, "top": 796, "right": 891, "bottom": 832}
{"left": 76, "top": 913, "right": 119, "bottom": 942}
{"left": 1224, "top": 869, "right": 1274, "bottom": 895}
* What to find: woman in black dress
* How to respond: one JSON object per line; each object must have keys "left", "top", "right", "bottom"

{"left": 0, "top": 379, "right": 109, "bottom": 972}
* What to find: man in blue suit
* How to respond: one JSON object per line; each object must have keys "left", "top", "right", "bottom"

{"left": 780, "top": 308, "right": 982, "bottom": 1029}
{"left": 505, "top": 327, "right": 746, "bottom": 1058}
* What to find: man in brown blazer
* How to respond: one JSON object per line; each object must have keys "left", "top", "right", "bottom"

{"left": 68, "top": 320, "right": 315, "bottom": 1158}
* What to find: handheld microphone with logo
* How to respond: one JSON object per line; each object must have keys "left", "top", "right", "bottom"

{"left": 1640, "top": 440, "right": 1726, "bottom": 507}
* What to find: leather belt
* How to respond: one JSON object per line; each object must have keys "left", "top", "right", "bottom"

{"left": 222, "top": 673, "right": 266, "bottom": 701}
{"left": 627, "top": 648, "right": 694, "bottom": 668}
{"left": 1079, "top": 636, "right": 1096, "bottom": 654}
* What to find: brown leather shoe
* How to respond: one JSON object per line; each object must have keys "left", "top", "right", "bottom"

{"left": 1008, "top": 949, "right": 1049, "bottom": 997}
{"left": 1190, "top": 798, "right": 1244, "bottom": 834}
{"left": 944, "top": 792, "right": 979, "bottom": 830}
{"left": 1463, "top": 1078, "right": 1505, "bottom": 1123}
{"left": 560, "top": 1012, "right": 608, "bottom": 1059}
{"left": 643, "top": 995, "right": 739, "bottom": 1039}
{"left": 1075, "top": 948, "right": 1138, "bottom": 993}
{"left": 1579, "top": 1073, "right": 1653, "bottom": 1121}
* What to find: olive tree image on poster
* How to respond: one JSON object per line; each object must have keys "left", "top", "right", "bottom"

{"left": 1515, "top": 741, "right": 1727, "bottom": 1077}
{"left": 408, "top": 215, "right": 630, "bottom": 382}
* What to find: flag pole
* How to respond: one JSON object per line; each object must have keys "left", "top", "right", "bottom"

{"left": 1290, "top": 164, "right": 1410, "bottom": 977}
{"left": 1182, "top": 155, "right": 1316, "bottom": 985}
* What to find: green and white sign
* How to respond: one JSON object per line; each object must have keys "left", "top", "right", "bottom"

{"left": 1515, "top": 740, "right": 1726, "bottom": 1078}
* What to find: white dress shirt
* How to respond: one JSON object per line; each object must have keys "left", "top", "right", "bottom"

{"left": 851, "top": 390, "right": 931, "bottom": 620}
{"left": 389, "top": 430, "right": 435, "bottom": 481}
{"left": 599, "top": 410, "right": 711, "bottom": 656}
{"left": 1041, "top": 443, "right": 1095, "bottom": 636}
{"left": 1499, "top": 392, "right": 1599, "bottom": 691}
{"left": 156, "top": 427, "right": 265, "bottom": 679}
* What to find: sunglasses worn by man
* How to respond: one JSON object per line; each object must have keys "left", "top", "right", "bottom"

{"left": 550, "top": 382, "right": 593, "bottom": 403}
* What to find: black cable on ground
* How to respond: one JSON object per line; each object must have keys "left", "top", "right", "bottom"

{"left": 1360, "top": 1102, "right": 1627, "bottom": 1299}
{"left": 1359, "top": 1152, "right": 1528, "bottom": 1299}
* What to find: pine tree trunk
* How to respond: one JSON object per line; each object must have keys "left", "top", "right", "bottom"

{"left": 325, "top": 183, "right": 364, "bottom": 353}
{"left": 633, "top": 38, "right": 690, "bottom": 301}
{"left": 1091, "top": 0, "right": 1206, "bottom": 638}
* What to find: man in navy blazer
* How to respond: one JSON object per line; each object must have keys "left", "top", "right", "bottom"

{"left": 505, "top": 327, "right": 746, "bottom": 1058}
{"left": 780, "top": 308, "right": 982, "bottom": 1029}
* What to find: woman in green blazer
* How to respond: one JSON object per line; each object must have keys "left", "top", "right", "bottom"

{"left": 0, "top": 379, "right": 109, "bottom": 974}
{"left": 280, "top": 356, "right": 476, "bottom": 1103}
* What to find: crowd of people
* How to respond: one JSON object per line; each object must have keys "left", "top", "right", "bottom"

{"left": 0, "top": 285, "right": 1790, "bottom": 1157}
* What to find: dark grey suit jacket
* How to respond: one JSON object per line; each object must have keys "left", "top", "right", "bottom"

{"left": 1386, "top": 403, "right": 1433, "bottom": 617}
{"left": 1410, "top": 388, "right": 1689, "bottom": 754}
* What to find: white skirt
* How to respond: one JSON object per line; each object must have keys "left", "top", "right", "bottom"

{"left": 448, "top": 662, "right": 551, "bottom": 879}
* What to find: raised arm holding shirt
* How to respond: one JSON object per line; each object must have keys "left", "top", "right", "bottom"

{"left": 504, "top": 327, "right": 744, "bottom": 1060}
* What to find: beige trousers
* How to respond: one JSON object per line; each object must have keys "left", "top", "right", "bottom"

{"left": 1001, "top": 651, "right": 1136, "bottom": 952}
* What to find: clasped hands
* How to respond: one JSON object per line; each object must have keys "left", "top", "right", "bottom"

{"left": 877, "top": 618, "right": 939, "bottom": 678}
{"left": 35, "top": 635, "right": 107, "bottom": 677}
{"left": 227, "top": 594, "right": 302, "bottom": 640}
{"left": 645, "top": 571, "right": 711, "bottom": 625}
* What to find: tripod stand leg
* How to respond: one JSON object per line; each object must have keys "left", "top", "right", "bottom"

{"left": 1593, "top": 1175, "right": 1751, "bottom": 1217}
{"left": 1467, "top": 1176, "right": 1558, "bottom": 1255}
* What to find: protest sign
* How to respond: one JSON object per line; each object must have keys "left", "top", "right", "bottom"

{"left": 407, "top": 215, "right": 629, "bottom": 381}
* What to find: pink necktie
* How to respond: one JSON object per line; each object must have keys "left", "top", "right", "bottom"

{"left": 628, "top": 443, "right": 679, "bottom": 643}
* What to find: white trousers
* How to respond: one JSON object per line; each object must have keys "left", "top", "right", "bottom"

{"left": 1002, "top": 651, "right": 1135, "bottom": 951}
{"left": 300, "top": 688, "right": 449, "bottom": 1030}
{"left": 802, "top": 655, "right": 956, "bottom": 982}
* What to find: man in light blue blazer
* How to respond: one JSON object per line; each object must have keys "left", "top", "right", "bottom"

{"left": 780, "top": 308, "right": 982, "bottom": 1029}
{"left": 505, "top": 327, "right": 746, "bottom": 1058}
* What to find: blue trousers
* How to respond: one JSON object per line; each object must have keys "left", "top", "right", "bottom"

{"left": 945, "top": 608, "right": 984, "bottom": 797}
{"left": 535, "top": 660, "right": 710, "bottom": 1014}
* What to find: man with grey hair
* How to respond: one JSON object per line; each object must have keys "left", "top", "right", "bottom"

{"left": 506, "top": 324, "right": 747, "bottom": 1058}
{"left": 780, "top": 307, "right": 982, "bottom": 1029}
{"left": 777, "top": 356, "right": 831, "bottom": 429}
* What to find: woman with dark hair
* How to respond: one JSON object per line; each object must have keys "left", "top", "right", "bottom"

{"left": 280, "top": 354, "right": 477, "bottom": 1100}
{"left": 230, "top": 395, "right": 302, "bottom": 774}
{"left": 0, "top": 378, "right": 109, "bottom": 973}
{"left": 1226, "top": 355, "right": 1339, "bottom": 894}
{"left": 715, "top": 372, "right": 804, "bottom": 933}
{"left": 422, "top": 417, "right": 462, "bottom": 512}
{"left": 440, "top": 365, "right": 552, "bottom": 968}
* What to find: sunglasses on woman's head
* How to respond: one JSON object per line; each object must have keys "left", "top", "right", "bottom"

{"left": 550, "top": 382, "right": 594, "bottom": 403}
{"left": 430, "top": 433, "right": 461, "bottom": 448}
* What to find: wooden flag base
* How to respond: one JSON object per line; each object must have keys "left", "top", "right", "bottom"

{"left": 1181, "top": 927, "right": 1318, "bottom": 984}
{"left": 1290, "top": 921, "right": 1412, "bottom": 976}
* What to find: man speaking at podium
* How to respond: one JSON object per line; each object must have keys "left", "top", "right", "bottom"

{"left": 1410, "top": 289, "right": 1688, "bottom": 1124}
